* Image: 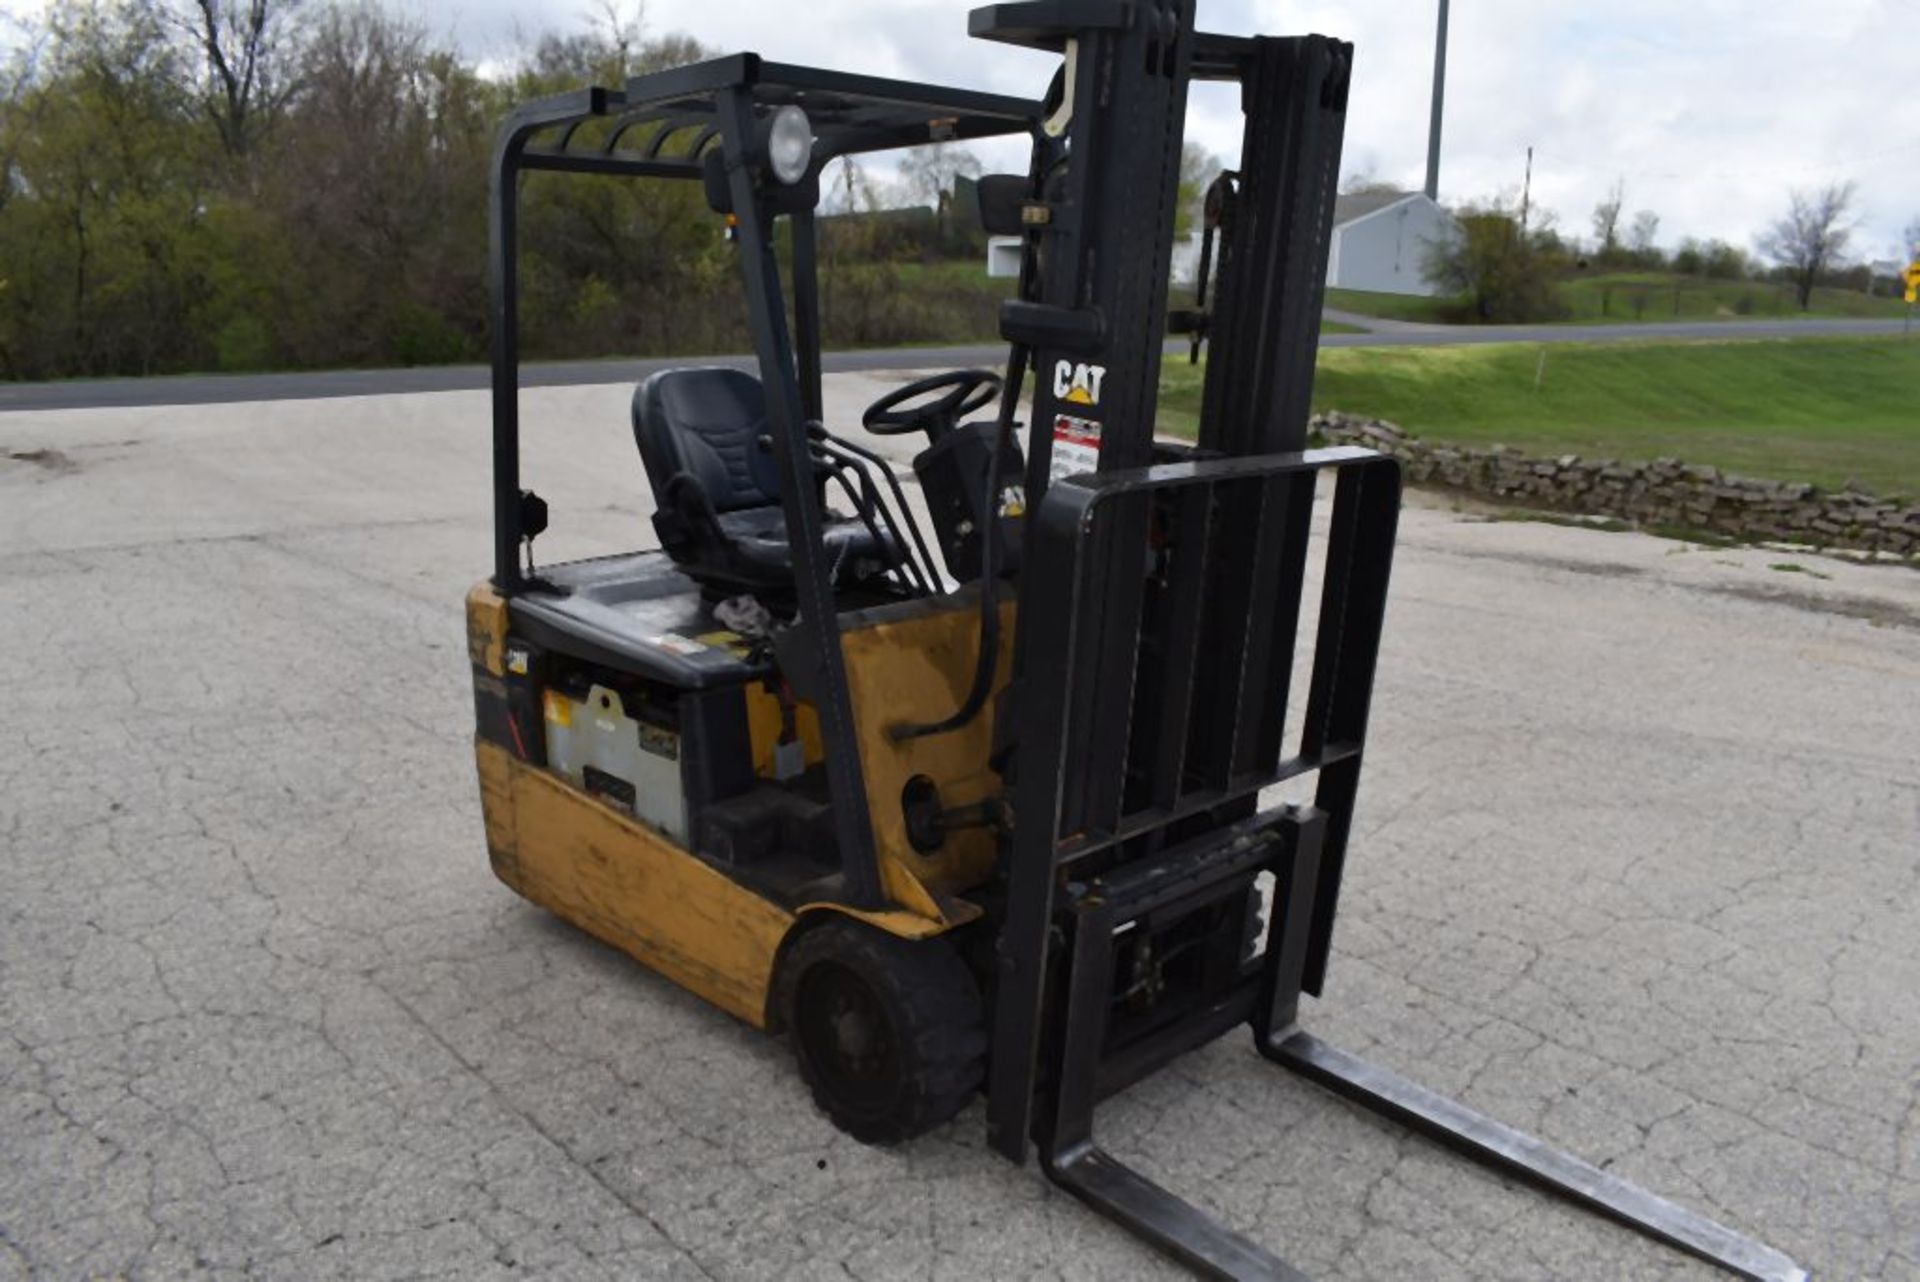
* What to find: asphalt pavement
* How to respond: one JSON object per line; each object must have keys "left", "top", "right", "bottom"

{"left": 2, "top": 315, "right": 1908, "bottom": 413}
{"left": 2, "top": 373, "right": 1917, "bottom": 1280}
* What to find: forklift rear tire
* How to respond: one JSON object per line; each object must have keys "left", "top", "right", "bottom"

{"left": 777, "top": 918, "right": 985, "bottom": 1145}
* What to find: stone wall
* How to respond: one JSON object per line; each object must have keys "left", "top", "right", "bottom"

{"left": 1313, "top": 411, "right": 1920, "bottom": 559}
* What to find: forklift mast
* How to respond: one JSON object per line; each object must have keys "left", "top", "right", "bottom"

{"left": 978, "top": 3, "right": 1344, "bottom": 478}
{"left": 969, "top": 6, "right": 1802, "bottom": 1278}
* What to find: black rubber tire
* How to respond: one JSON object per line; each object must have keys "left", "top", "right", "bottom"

{"left": 776, "top": 918, "right": 985, "bottom": 1145}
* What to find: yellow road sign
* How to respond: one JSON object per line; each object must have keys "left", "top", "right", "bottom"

{"left": 1906, "top": 261, "right": 1920, "bottom": 288}
{"left": 1908, "top": 285, "right": 1919, "bottom": 304}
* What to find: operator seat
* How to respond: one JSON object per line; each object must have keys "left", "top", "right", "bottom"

{"left": 633, "top": 367, "right": 898, "bottom": 594}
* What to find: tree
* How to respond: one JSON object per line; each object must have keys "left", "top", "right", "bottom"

{"left": 1757, "top": 182, "right": 1855, "bottom": 310}
{"left": 1340, "top": 164, "right": 1400, "bottom": 197}
{"left": 1424, "top": 197, "right": 1567, "bottom": 322}
{"left": 899, "top": 143, "right": 982, "bottom": 209}
{"left": 1675, "top": 237, "right": 1750, "bottom": 281}
{"left": 0, "top": 0, "right": 1008, "bottom": 378}
{"left": 1629, "top": 210, "right": 1659, "bottom": 256}
{"left": 521, "top": 1, "right": 696, "bottom": 85}
{"left": 1674, "top": 236, "right": 1748, "bottom": 280}
{"left": 1176, "top": 140, "right": 1219, "bottom": 238}
{"left": 0, "top": 0, "right": 211, "bottom": 377}
{"left": 169, "top": 0, "right": 305, "bottom": 156}
{"left": 1628, "top": 209, "right": 1658, "bottom": 266}
{"left": 1904, "top": 216, "right": 1920, "bottom": 265}
{"left": 0, "top": 34, "right": 41, "bottom": 220}
{"left": 1591, "top": 178, "right": 1624, "bottom": 261}
{"left": 245, "top": 4, "right": 486, "bottom": 365}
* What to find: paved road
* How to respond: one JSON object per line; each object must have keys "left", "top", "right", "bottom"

{"left": 2, "top": 377, "right": 1917, "bottom": 1279}
{"left": 0, "top": 346, "right": 999, "bottom": 413}
{"left": 3, "top": 315, "right": 1909, "bottom": 412}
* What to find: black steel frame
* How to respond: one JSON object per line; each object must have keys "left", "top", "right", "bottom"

{"left": 987, "top": 448, "right": 1804, "bottom": 1282}
{"left": 988, "top": 445, "right": 1402, "bottom": 1169}
{"left": 485, "top": 56, "right": 1041, "bottom": 910}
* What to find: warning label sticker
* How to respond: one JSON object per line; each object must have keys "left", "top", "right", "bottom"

{"left": 1050, "top": 415, "right": 1101, "bottom": 483}
{"left": 649, "top": 632, "right": 706, "bottom": 657}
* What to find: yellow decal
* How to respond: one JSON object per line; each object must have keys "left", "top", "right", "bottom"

{"left": 464, "top": 584, "right": 509, "bottom": 676}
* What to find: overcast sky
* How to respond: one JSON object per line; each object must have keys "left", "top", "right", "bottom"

{"left": 6, "top": 0, "right": 1918, "bottom": 260}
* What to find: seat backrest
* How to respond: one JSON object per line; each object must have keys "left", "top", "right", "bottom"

{"left": 632, "top": 367, "right": 784, "bottom": 514}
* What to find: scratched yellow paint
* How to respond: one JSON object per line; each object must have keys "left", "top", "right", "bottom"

{"left": 468, "top": 581, "right": 996, "bottom": 1012}
{"left": 465, "top": 584, "right": 508, "bottom": 677}
{"left": 476, "top": 740, "right": 794, "bottom": 1027}
{"left": 838, "top": 596, "right": 1016, "bottom": 903}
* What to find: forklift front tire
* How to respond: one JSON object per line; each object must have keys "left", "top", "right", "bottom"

{"left": 777, "top": 917, "right": 985, "bottom": 1145}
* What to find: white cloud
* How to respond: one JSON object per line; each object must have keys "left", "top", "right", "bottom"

{"left": 5, "top": 0, "right": 1915, "bottom": 257}
{"left": 1252, "top": 0, "right": 1919, "bottom": 257}
{"left": 527, "top": 0, "right": 1920, "bottom": 257}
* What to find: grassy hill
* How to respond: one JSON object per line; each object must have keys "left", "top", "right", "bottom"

{"left": 1323, "top": 288, "right": 1457, "bottom": 323}
{"left": 1158, "top": 336, "right": 1920, "bottom": 495}
{"left": 1326, "top": 275, "right": 1911, "bottom": 328}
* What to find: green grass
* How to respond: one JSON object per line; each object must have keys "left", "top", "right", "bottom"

{"left": 887, "top": 260, "right": 1021, "bottom": 294}
{"left": 1324, "top": 287, "right": 1459, "bottom": 323}
{"left": 1157, "top": 336, "right": 1920, "bottom": 494}
{"left": 1319, "top": 318, "right": 1365, "bottom": 335}
{"left": 1324, "top": 274, "right": 1911, "bottom": 327}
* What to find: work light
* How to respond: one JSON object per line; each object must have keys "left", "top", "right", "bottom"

{"left": 766, "top": 106, "right": 814, "bottom": 185}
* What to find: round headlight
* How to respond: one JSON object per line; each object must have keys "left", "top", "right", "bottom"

{"left": 766, "top": 105, "right": 814, "bottom": 185}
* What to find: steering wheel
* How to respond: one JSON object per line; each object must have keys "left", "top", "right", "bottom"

{"left": 862, "top": 369, "right": 1003, "bottom": 437}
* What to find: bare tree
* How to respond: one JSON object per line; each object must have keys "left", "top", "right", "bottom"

{"left": 1757, "top": 182, "right": 1856, "bottom": 310}
{"left": 898, "top": 143, "right": 982, "bottom": 209}
{"left": 171, "top": 0, "right": 304, "bottom": 156}
{"left": 0, "top": 32, "right": 45, "bottom": 219}
{"left": 1591, "top": 178, "right": 1624, "bottom": 259}
{"left": 1904, "top": 215, "right": 1920, "bottom": 264}
{"left": 1340, "top": 163, "right": 1400, "bottom": 197}
{"left": 1628, "top": 209, "right": 1660, "bottom": 255}
{"left": 588, "top": 0, "right": 642, "bottom": 70}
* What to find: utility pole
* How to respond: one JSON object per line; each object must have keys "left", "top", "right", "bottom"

{"left": 1520, "top": 145, "right": 1533, "bottom": 233}
{"left": 1424, "top": 0, "right": 1449, "bottom": 201}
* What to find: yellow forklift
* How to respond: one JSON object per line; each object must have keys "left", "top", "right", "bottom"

{"left": 464, "top": 4, "right": 1802, "bottom": 1277}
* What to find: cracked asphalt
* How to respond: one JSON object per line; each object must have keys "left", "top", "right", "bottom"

{"left": 2, "top": 374, "right": 1917, "bottom": 1280}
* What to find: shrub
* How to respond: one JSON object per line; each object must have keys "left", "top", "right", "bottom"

{"left": 1423, "top": 200, "right": 1569, "bottom": 323}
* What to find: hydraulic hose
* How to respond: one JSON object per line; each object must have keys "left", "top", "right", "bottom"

{"left": 889, "top": 341, "right": 1029, "bottom": 742}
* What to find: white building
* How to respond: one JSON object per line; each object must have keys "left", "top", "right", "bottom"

{"left": 995, "top": 232, "right": 1208, "bottom": 283}
{"left": 994, "top": 232, "right": 1208, "bottom": 282}
{"left": 986, "top": 236, "right": 1023, "bottom": 278}
{"left": 1326, "top": 190, "right": 1455, "bottom": 297}
{"left": 991, "top": 190, "right": 1457, "bottom": 298}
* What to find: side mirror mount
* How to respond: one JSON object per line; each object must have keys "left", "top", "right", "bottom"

{"left": 976, "top": 174, "right": 1032, "bottom": 236}
{"left": 702, "top": 150, "right": 733, "bottom": 215}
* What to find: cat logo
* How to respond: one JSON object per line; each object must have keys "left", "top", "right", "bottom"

{"left": 1052, "top": 359, "right": 1107, "bottom": 406}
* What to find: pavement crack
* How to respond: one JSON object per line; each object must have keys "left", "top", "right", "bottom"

{"left": 372, "top": 985, "right": 722, "bottom": 1280}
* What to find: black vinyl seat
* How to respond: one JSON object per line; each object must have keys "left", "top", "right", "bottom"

{"left": 633, "top": 367, "right": 899, "bottom": 593}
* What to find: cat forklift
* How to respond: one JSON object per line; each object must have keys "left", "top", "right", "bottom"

{"left": 464, "top": 4, "right": 1802, "bottom": 1277}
